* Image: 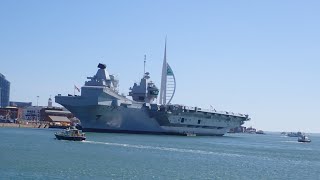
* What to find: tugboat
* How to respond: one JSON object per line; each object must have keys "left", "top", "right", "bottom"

{"left": 55, "top": 127, "right": 86, "bottom": 141}
{"left": 298, "top": 135, "right": 311, "bottom": 143}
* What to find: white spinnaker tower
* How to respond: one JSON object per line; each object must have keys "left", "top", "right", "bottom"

{"left": 159, "top": 39, "right": 176, "bottom": 105}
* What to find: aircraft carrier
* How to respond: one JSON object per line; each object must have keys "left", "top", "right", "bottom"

{"left": 55, "top": 42, "right": 250, "bottom": 136}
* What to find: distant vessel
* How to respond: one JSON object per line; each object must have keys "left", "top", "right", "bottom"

{"left": 298, "top": 135, "right": 311, "bottom": 143}
{"left": 245, "top": 126, "right": 256, "bottom": 134}
{"left": 256, "top": 130, "right": 265, "bottom": 134}
{"left": 55, "top": 42, "right": 250, "bottom": 136}
{"left": 287, "top": 132, "right": 303, "bottom": 137}
{"left": 55, "top": 127, "right": 86, "bottom": 141}
{"left": 186, "top": 132, "right": 196, "bottom": 137}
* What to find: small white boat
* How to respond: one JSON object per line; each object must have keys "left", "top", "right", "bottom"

{"left": 184, "top": 132, "right": 196, "bottom": 137}
{"left": 256, "top": 130, "right": 265, "bottom": 134}
{"left": 298, "top": 135, "right": 311, "bottom": 143}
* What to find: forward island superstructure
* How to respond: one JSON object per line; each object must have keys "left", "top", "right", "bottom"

{"left": 55, "top": 43, "right": 250, "bottom": 136}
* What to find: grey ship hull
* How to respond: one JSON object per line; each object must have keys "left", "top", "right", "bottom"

{"left": 56, "top": 87, "right": 247, "bottom": 136}
{"left": 61, "top": 105, "right": 229, "bottom": 136}
{"left": 64, "top": 105, "right": 169, "bottom": 134}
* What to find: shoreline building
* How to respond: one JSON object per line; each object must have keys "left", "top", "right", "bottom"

{"left": 22, "top": 106, "right": 42, "bottom": 121}
{"left": 0, "top": 107, "right": 23, "bottom": 122}
{"left": 0, "top": 73, "right": 10, "bottom": 108}
{"left": 9, "top": 101, "right": 32, "bottom": 108}
{"left": 40, "top": 97, "right": 73, "bottom": 122}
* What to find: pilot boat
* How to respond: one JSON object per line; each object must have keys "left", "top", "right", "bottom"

{"left": 298, "top": 135, "right": 311, "bottom": 143}
{"left": 55, "top": 127, "right": 86, "bottom": 141}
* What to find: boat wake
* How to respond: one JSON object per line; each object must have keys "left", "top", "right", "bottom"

{"left": 280, "top": 140, "right": 300, "bottom": 144}
{"left": 83, "top": 140, "right": 243, "bottom": 157}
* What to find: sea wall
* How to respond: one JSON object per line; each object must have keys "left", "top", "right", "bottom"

{"left": 0, "top": 123, "right": 48, "bottom": 128}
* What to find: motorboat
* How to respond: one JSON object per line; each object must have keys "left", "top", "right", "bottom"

{"left": 55, "top": 127, "right": 86, "bottom": 141}
{"left": 298, "top": 135, "right": 311, "bottom": 143}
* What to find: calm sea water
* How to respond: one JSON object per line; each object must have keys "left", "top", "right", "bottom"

{"left": 0, "top": 128, "right": 319, "bottom": 180}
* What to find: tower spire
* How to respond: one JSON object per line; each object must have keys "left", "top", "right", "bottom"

{"left": 160, "top": 37, "right": 167, "bottom": 105}
{"left": 159, "top": 37, "right": 176, "bottom": 105}
{"left": 164, "top": 36, "right": 167, "bottom": 64}
{"left": 144, "top": 55, "right": 146, "bottom": 74}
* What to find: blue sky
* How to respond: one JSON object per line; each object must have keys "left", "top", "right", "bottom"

{"left": 0, "top": 0, "right": 319, "bottom": 132}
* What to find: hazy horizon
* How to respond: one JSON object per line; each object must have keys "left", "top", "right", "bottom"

{"left": 1, "top": 0, "right": 319, "bottom": 133}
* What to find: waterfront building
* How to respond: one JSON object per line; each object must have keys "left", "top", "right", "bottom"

{"left": 9, "top": 101, "right": 32, "bottom": 108}
{"left": 40, "top": 107, "right": 73, "bottom": 122}
{"left": 40, "top": 106, "right": 73, "bottom": 128}
{"left": 0, "top": 73, "right": 10, "bottom": 108}
{"left": 21, "top": 104, "right": 74, "bottom": 124}
{"left": 0, "top": 107, "right": 23, "bottom": 121}
{"left": 22, "top": 106, "right": 43, "bottom": 121}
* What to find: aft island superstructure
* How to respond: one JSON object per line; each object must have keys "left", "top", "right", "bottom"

{"left": 55, "top": 44, "right": 250, "bottom": 136}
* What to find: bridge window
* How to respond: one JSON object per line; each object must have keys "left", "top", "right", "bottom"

{"left": 198, "top": 120, "right": 201, "bottom": 124}
{"left": 181, "top": 118, "right": 184, "bottom": 123}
